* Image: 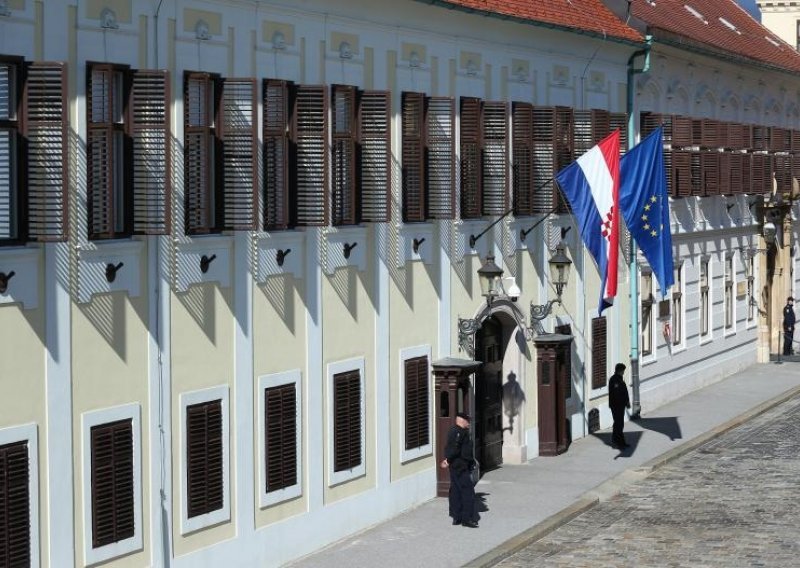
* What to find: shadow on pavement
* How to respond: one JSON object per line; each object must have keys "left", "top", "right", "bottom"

{"left": 475, "top": 492, "right": 490, "bottom": 514}
{"left": 591, "top": 431, "right": 643, "bottom": 459}
{"left": 631, "top": 416, "right": 683, "bottom": 441}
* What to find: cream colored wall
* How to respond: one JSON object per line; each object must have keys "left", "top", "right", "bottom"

{"left": 322, "top": 261, "right": 376, "bottom": 503}
{"left": 71, "top": 291, "right": 150, "bottom": 568}
{"left": 253, "top": 275, "right": 308, "bottom": 526}
{"left": 0, "top": 297, "right": 48, "bottom": 565}
{"left": 170, "top": 283, "right": 235, "bottom": 555}
{"left": 760, "top": 10, "right": 798, "bottom": 49}
{"left": 388, "top": 260, "right": 439, "bottom": 479}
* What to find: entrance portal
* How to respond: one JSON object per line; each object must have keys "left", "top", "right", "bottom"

{"left": 475, "top": 316, "right": 505, "bottom": 472}
{"left": 535, "top": 333, "right": 573, "bottom": 456}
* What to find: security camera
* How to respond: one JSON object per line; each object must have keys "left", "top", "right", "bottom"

{"left": 763, "top": 221, "right": 777, "bottom": 245}
{"left": 504, "top": 277, "right": 521, "bottom": 302}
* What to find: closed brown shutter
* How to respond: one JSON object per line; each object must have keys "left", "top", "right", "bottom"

{"left": 591, "top": 316, "right": 607, "bottom": 390}
{"left": 402, "top": 91, "right": 425, "bottom": 222}
{"left": 774, "top": 154, "right": 792, "bottom": 196}
{"left": 404, "top": 356, "right": 430, "bottom": 451}
{"left": 609, "top": 112, "right": 627, "bottom": 154}
{"left": 91, "top": 419, "right": 134, "bottom": 548}
{"left": 460, "top": 97, "right": 482, "bottom": 219}
{"left": 426, "top": 96, "right": 455, "bottom": 220}
{"left": 751, "top": 153, "right": 771, "bottom": 194}
{"left": 26, "top": 62, "right": 69, "bottom": 241}
{"left": 263, "top": 79, "right": 292, "bottom": 230}
{"left": 186, "top": 400, "right": 223, "bottom": 518}
{"left": 294, "top": 85, "right": 327, "bottom": 226}
{"left": 574, "top": 109, "right": 610, "bottom": 157}
{"left": 0, "top": 59, "right": 23, "bottom": 243}
{"left": 741, "top": 153, "right": 752, "bottom": 195}
{"left": 0, "top": 440, "right": 30, "bottom": 566}
{"left": 670, "top": 150, "right": 692, "bottom": 197}
{"left": 131, "top": 70, "right": 170, "bottom": 235}
{"left": 701, "top": 152, "right": 720, "bottom": 196}
{"left": 671, "top": 115, "right": 693, "bottom": 147}
{"left": 769, "top": 126, "right": 790, "bottom": 152}
{"left": 791, "top": 129, "right": 800, "bottom": 153}
{"left": 532, "top": 106, "right": 556, "bottom": 213}
{"left": 265, "top": 384, "right": 297, "bottom": 493}
{"left": 359, "top": 90, "right": 391, "bottom": 223}
{"left": 554, "top": 106, "right": 574, "bottom": 214}
{"left": 184, "top": 72, "right": 220, "bottom": 234}
{"left": 333, "top": 370, "right": 361, "bottom": 473}
{"left": 220, "top": 78, "right": 257, "bottom": 230}
{"left": 512, "top": 102, "right": 534, "bottom": 216}
{"left": 331, "top": 85, "right": 357, "bottom": 226}
{"left": 482, "top": 101, "right": 508, "bottom": 215}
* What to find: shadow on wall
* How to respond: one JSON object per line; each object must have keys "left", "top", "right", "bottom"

{"left": 79, "top": 291, "right": 128, "bottom": 362}
{"left": 502, "top": 370, "right": 526, "bottom": 434}
{"left": 258, "top": 273, "right": 297, "bottom": 334}
{"left": 176, "top": 283, "right": 217, "bottom": 344}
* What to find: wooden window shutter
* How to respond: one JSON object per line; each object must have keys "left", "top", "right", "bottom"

{"left": 0, "top": 59, "right": 23, "bottom": 243}
{"left": 331, "top": 85, "right": 357, "bottom": 226}
{"left": 532, "top": 106, "right": 557, "bottom": 214}
{"left": 131, "top": 70, "right": 170, "bottom": 235}
{"left": 87, "top": 64, "right": 117, "bottom": 239}
{"left": 186, "top": 400, "right": 223, "bottom": 518}
{"left": 609, "top": 112, "right": 627, "bottom": 154}
{"left": 265, "top": 384, "right": 297, "bottom": 493}
{"left": 0, "top": 440, "right": 30, "bottom": 566}
{"left": 425, "top": 97, "right": 455, "bottom": 220}
{"left": 459, "top": 96, "right": 482, "bottom": 219}
{"left": 220, "top": 78, "right": 257, "bottom": 230}
{"left": 359, "top": 90, "right": 391, "bottom": 223}
{"left": 482, "top": 101, "right": 508, "bottom": 215}
{"left": 263, "top": 79, "right": 292, "bottom": 230}
{"left": 293, "top": 85, "right": 327, "bottom": 226}
{"left": 90, "top": 419, "right": 134, "bottom": 548}
{"left": 184, "top": 72, "right": 218, "bottom": 234}
{"left": 554, "top": 106, "right": 574, "bottom": 214}
{"left": 591, "top": 316, "right": 607, "bottom": 390}
{"left": 404, "top": 356, "right": 430, "bottom": 451}
{"left": 512, "top": 102, "right": 534, "bottom": 217}
{"left": 333, "top": 370, "right": 361, "bottom": 473}
{"left": 401, "top": 92, "right": 425, "bottom": 222}
{"left": 25, "top": 62, "right": 69, "bottom": 242}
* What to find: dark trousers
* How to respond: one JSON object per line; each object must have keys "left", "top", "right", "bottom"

{"left": 448, "top": 467, "right": 476, "bottom": 523}
{"left": 611, "top": 407, "right": 626, "bottom": 446}
{"left": 784, "top": 329, "right": 794, "bottom": 355}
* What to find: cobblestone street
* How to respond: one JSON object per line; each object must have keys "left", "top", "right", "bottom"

{"left": 498, "top": 394, "right": 800, "bottom": 568}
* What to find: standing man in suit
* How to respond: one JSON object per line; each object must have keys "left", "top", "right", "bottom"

{"left": 783, "top": 296, "right": 795, "bottom": 356}
{"left": 440, "top": 412, "right": 478, "bottom": 528}
{"left": 608, "top": 363, "right": 631, "bottom": 448}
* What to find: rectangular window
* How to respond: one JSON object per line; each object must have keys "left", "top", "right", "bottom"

{"left": 184, "top": 72, "right": 220, "bottom": 234}
{"left": 0, "top": 440, "right": 30, "bottom": 566}
{"left": 512, "top": 102, "right": 533, "bottom": 216}
{"left": 404, "top": 356, "right": 430, "bottom": 451}
{"left": 294, "top": 85, "right": 328, "bottom": 226}
{"left": 186, "top": 400, "right": 223, "bottom": 518}
{"left": 333, "top": 370, "right": 361, "bottom": 473}
{"left": 725, "top": 255, "right": 734, "bottom": 329}
{"left": 259, "top": 370, "right": 302, "bottom": 507}
{"left": 700, "top": 259, "right": 710, "bottom": 337}
{"left": 591, "top": 317, "right": 607, "bottom": 389}
{"left": 532, "top": 106, "right": 574, "bottom": 213}
{"left": 332, "top": 85, "right": 357, "bottom": 225}
{"left": 672, "top": 264, "right": 683, "bottom": 345}
{"left": 0, "top": 60, "right": 68, "bottom": 244}
{"left": 641, "top": 271, "right": 653, "bottom": 356}
{"left": 90, "top": 419, "right": 134, "bottom": 548}
{"left": 482, "top": 101, "right": 508, "bottom": 215}
{"left": 747, "top": 256, "right": 755, "bottom": 323}
{"left": 459, "top": 96, "right": 482, "bottom": 219}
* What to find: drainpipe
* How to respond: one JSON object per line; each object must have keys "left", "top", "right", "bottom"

{"left": 627, "top": 35, "right": 652, "bottom": 419}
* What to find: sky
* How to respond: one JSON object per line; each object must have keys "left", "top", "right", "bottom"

{"left": 736, "top": 0, "right": 761, "bottom": 21}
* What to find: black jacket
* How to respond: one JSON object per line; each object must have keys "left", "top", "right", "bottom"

{"left": 444, "top": 425, "right": 475, "bottom": 472}
{"left": 783, "top": 304, "right": 796, "bottom": 331}
{"left": 608, "top": 373, "right": 630, "bottom": 411}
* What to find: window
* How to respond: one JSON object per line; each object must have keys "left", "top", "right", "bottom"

{"left": 184, "top": 73, "right": 257, "bottom": 234}
{"left": 327, "top": 358, "right": 365, "bottom": 486}
{"left": 700, "top": 259, "right": 710, "bottom": 337}
{"left": 747, "top": 255, "right": 755, "bottom": 323}
{"left": 0, "top": 424, "right": 38, "bottom": 568}
{"left": 401, "top": 92, "right": 455, "bottom": 222}
{"left": 180, "top": 387, "right": 230, "bottom": 534}
{"left": 400, "top": 346, "right": 432, "bottom": 461}
{"left": 330, "top": 85, "right": 391, "bottom": 226}
{"left": 641, "top": 270, "right": 654, "bottom": 356}
{"left": 1, "top": 58, "right": 68, "bottom": 244}
{"left": 532, "top": 106, "right": 574, "bottom": 213}
{"left": 259, "top": 370, "right": 302, "bottom": 507}
{"left": 725, "top": 254, "right": 734, "bottom": 330}
{"left": 82, "top": 404, "right": 141, "bottom": 566}
{"left": 591, "top": 316, "right": 607, "bottom": 389}
{"left": 88, "top": 63, "right": 170, "bottom": 238}
{"left": 672, "top": 263, "right": 683, "bottom": 345}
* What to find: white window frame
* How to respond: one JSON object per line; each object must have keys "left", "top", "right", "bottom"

{"left": 746, "top": 252, "right": 757, "bottom": 328}
{"left": 671, "top": 262, "right": 686, "bottom": 353}
{"left": 724, "top": 253, "right": 737, "bottom": 335}
{"left": 179, "top": 385, "right": 231, "bottom": 535}
{"left": 640, "top": 268, "right": 656, "bottom": 362}
{"left": 81, "top": 403, "right": 142, "bottom": 566}
{"left": 699, "top": 257, "right": 713, "bottom": 344}
{"left": 0, "top": 423, "right": 40, "bottom": 568}
{"left": 258, "top": 369, "right": 302, "bottom": 508}
{"left": 399, "top": 345, "right": 433, "bottom": 463}
{"left": 327, "top": 357, "right": 366, "bottom": 487}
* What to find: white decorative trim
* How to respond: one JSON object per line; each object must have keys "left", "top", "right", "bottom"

{"left": 399, "top": 345, "right": 433, "bottom": 463}
{"left": 179, "top": 385, "right": 231, "bottom": 535}
{"left": 397, "top": 224, "right": 435, "bottom": 267}
{"left": 255, "top": 231, "right": 306, "bottom": 281}
{"left": 258, "top": 370, "right": 303, "bottom": 507}
{"left": 0, "top": 246, "right": 40, "bottom": 309}
{"left": 325, "top": 227, "right": 367, "bottom": 274}
{"left": 326, "top": 357, "right": 366, "bottom": 486}
{"left": 76, "top": 240, "right": 143, "bottom": 303}
{"left": 699, "top": 257, "right": 714, "bottom": 345}
{"left": 0, "top": 423, "right": 40, "bottom": 568}
{"left": 81, "top": 403, "right": 143, "bottom": 566}
{"left": 174, "top": 235, "right": 232, "bottom": 292}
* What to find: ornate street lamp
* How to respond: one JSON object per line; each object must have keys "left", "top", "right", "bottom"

{"left": 530, "top": 243, "right": 572, "bottom": 332}
{"left": 477, "top": 254, "right": 503, "bottom": 305}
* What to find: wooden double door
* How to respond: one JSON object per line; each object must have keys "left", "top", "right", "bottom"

{"left": 536, "top": 335, "right": 572, "bottom": 456}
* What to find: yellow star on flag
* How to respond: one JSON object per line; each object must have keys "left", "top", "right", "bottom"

{"left": 643, "top": 223, "right": 650, "bottom": 230}
{"left": 650, "top": 230, "right": 657, "bottom": 237}
{"left": 642, "top": 214, "right": 648, "bottom": 221}
{"left": 650, "top": 195, "right": 658, "bottom": 203}
{"left": 644, "top": 204, "right": 651, "bottom": 211}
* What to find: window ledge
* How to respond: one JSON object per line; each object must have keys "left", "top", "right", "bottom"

{"left": 397, "top": 223, "right": 435, "bottom": 267}
{"left": 0, "top": 245, "right": 40, "bottom": 310}
{"left": 324, "top": 226, "right": 367, "bottom": 274}
{"left": 174, "top": 235, "right": 233, "bottom": 292}
{"left": 255, "top": 231, "right": 306, "bottom": 281}
{"left": 76, "top": 239, "right": 144, "bottom": 303}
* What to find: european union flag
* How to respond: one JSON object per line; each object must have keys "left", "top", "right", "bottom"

{"left": 620, "top": 127, "right": 674, "bottom": 296}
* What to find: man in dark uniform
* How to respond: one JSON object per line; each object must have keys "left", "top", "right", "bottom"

{"left": 440, "top": 412, "right": 478, "bottom": 528}
{"left": 608, "top": 363, "right": 630, "bottom": 448}
{"left": 783, "top": 296, "right": 795, "bottom": 355}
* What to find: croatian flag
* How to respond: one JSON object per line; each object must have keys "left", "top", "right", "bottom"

{"left": 555, "top": 130, "right": 620, "bottom": 315}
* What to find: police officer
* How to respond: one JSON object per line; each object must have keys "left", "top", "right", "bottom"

{"left": 608, "top": 363, "right": 631, "bottom": 448}
{"left": 783, "top": 296, "right": 795, "bottom": 355}
{"left": 440, "top": 412, "right": 478, "bottom": 528}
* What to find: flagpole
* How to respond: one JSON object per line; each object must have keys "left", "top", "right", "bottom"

{"left": 627, "top": 37, "right": 652, "bottom": 419}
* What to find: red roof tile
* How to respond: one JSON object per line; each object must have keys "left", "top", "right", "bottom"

{"left": 631, "top": 0, "right": 800, "bottom": 74}
{"left": 429, "top": 0, "right": 643, "bottom": 43}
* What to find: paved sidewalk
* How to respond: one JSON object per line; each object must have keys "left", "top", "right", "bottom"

{"left": 292, "top": 363, "right": 800, "bottom": 568}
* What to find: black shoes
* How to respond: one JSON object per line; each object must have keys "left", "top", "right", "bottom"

{"left": 462, "top": 520, "right": 479, "bottom": 529}
{"left": 452, "top": 518, "right": 461, "bottom": 525}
